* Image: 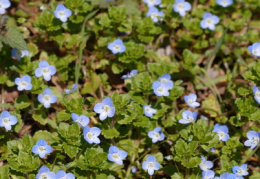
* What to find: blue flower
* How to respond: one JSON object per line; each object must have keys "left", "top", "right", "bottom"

{"left": 11, "top": 48, "right": 29, "bottom": 61}
{"left": 32, "top": 139, "right": 52, "bottom": 158}
{"left": 71, "top": 113, "right": 89, "bottom": 127}
{"left": 210, "top": 148, "right": 216, "bottom": 153}
{"left": 200, "top": 12, "right": 220, "bottom": 31}
{"left": 232, "top": 164, "right": 248, "bottom": 177}
{"left": 15, "top": 75, "right": 33, "bottom": 91}
{"left": 143, "top": 105, "right": 157, "bottom": 118}
{"left": 202, "top": 170, "right": 215, "bottom": 179}
{"left": 216, "top": 0, "right": 233, "bottom": 7}
{"left": 214, "top": 172, "right": 237, "bottom": 179}
{"left": 54, "top": 4, "right": 72, "bottom": 22}
{"left": 35, "top": 60, "right": 56, "bottom": 81}
{"left": 0, "top": 110, "right": 17, "bottom": 131}
{"left": 36, "top": 166, "right": 56, "bottom": 179}
{"left": 143, "top": 0, "right": 161, "bottom": 7}
{"left": 146, "top": 7, "right": 164, "bottom": 23}
{"left": 158, "top": 74, "right": 174, "bottom": 89}
{"left": 83, "top": 126, "right": 101, "bottom": 144}
{"left": 107, "top": 146, "right": 128, "bottom": 165}
{"left": 93, "top": 97, "right": 115, "bottom": 121}
{"left": 248, "top": 43, "right": 260, "bottom": 57}
{"left": 142, "top": 155, "right": 160, "bottom": 175}
{"left": 173, "top": 0, "right": 191, "bottom": 17}
{"left": 64, "top": 83, "right": 78, "bottom": 94}
{"left": 178, "top": 110, "right": 198, "bottom": 124}
{"left": 0, "top": 0, "right": 10, "bottom": 14}
{"left": 199, "top": 156, "right": 213, "bottom": 171}
{"left": 244, "top": 130, "right": 260, "bottom": 150}
{"left": 252, "top": 86, "right": 260, "bottom": 104}
{"left": 131, "top": 166, "right": 137, "bottom": 173}
{"left": 148, "top": 127, "right": 165, "bottom": 143}
{"left": 121, "top": 69, "right": 138, "bottom": 79}
{"left": 152, "top": 81, "right": 171, "bottom": 96}
{"left": 56, "top": 170, "right": 75, "bottom": 179}
{"left": 184, "top": 94, "right": 200, "bottom": 108}
{"left": 38, "top": 88, "right": 57, "bottom": 108}
{"left": 212, "top": 123, "right": 230, "bottom": 142}
{"left": 107, "top": 39, "right": 126, "bottom": 54}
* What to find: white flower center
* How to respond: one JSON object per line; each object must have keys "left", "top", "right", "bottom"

{"left": 251, "top": 137, "right": 259, "bottom": 145}
{"left": 206, "top": 18, "right": 212, "bottom": 24}
{"left": 151, "top": 13, "right": 157, "bottom": 19}
{"left": 40, "top": 173, "right": 48, "bottom": 179}
{"left": 148, "top": 162, "right": 154, "bottom": 168}
{"left": 103, "top": 105, "right": 110, "bottom": 112}
{"left": 87, "top": 132, "right": 94, "bottom": 139}
{"left": 255, "top": 91, "right": 260, "bottom": 97}
{"left": 44, "top": 95, "right": 51, "bottom": 101}
{"left": 3, "top": 117, "right": 10, "bottom": 123}
{"left": 39, "top": 146, "right": 46, "bottom": 152}
{"left": 59, "top": 11, "right": 65, "bottom": 17}
{"left": 157, "top": 87, "right": 164, "bottom": 92}
{"left": 60, "top": 177, "right": 66, "bottom": 179}
{"left": 160, "top": 78, "right": 167, "bottom": 83}
{"left": 21, "top": 81, "right": 27, "bottom": 87}
{"left": 187, "top": 116, "right": 194, "bottom": 122}
{"left": 145, "top": 107, "right": 150, "bottom": 112}
{"left": 218, "top": 131, "right": 225, "bottom": 138}
{"left": 154, "top": 132, "right": 160, "bottom": 138}
{"left": 112, "top": 153, "right": 119, "bottom": 159}
{"left": 0, "top": 3, "right": 3, "bottom": 9}
{"left": 222, "top": 0, "right": 227, "bottom": 5}
{"left": 177, "top": 3, "right": 184, "bottom": 9}
{"left": 76, "top": 119, "right": 84, "bottom": 126}
{"left": 114, "top": 45, "right": 121, "bottom": 50}
{"left": 42, "top": 67, "right": 49, "bottom": 73}
{"left": 237, "top": 169, "right": 244, "bottom": 175}
{"left": 253, "top": 49, "right": 258, "bottom": 55}
{"left": 188, "top": 99, "right": 193, "bottom": 104}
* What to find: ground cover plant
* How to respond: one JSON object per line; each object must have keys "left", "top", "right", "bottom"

{"left": 0, "top": 0, "right": 260, "bottom": 178}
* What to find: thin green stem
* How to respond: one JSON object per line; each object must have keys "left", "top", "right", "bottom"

{"left": 241, "top": 143, "right": 260, "bottom": 165}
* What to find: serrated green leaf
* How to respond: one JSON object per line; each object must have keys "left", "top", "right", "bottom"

{"left": 0, "top": 27, "right": 27, "bottom": 50}
{"left": 14, "top": 94, "right": 30, "bottom": 109}
{"left": 102, "top": 128, "right": 120, "bottom": 139}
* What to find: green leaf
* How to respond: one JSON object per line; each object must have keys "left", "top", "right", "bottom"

{"left": 0, "top": 27, "right": 27, "bottom": 50}
{"left": 118, "top": 42, "right": 146, "bottom": 63}
{"left": 64, "top": 143, "right": 79, "bottom": 158}
{"left": 57, "top": 110, "right": 71, "bottom": 122}
{"left": 102, "top": 128, "right": 120, "bottom": 139}
{"left": 108, "top": 6, "right": 127, "bottom": 23}
{"left": 174, "top": 139, "right": 188, "bottom": 156}
{"left": 14, "top": 94, "right": 31, "bottom": 109}
{"left": 0, "top": 165, "right": 9, "bottom": 179}
{"left": 147, "top": 61, "right": 179, "bottom": 76}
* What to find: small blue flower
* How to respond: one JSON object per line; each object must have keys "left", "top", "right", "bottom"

{"left": 71, "top": 113, "right": 89, "bottom": 127}
{"left": 36, "top": 166, "right": 56, "bottom": 179}
{"left": 142, "top": 155, "right": 160, "bottom": 176}
{"left": 202, "top": 170, "right": 215, "bottom": 179}
{"left": 212, "top": 123, "right": 230, "bottom": 142}
{"left": 56, "top": 170, "right": 75, "bottom": 179}
{"left": 248, "top": 43, "right": 260, "bottom": 57}
{"left": 0, "top": 0, "right": 10, "bottom": 14}
{"left": 178, "top": 110, "right": 198, "bottom": 124}
{"left": 0, "top": 110, "right": 17, "bottom": 131}
{"left": 216, "top": 0, "right": 233, "bottom": 7}
{"left": 184, "top": 94, "right": 200, "bottom": 108}
{"left": 83, "top": 126, "right": 101, "bottom": 144}
{"left": 35, "top": 60, "right": 56, "bottom": 81}
{"left": 253, "top": 86, "right": 260, "bottom": 104}
{"left": 64, "top": 83, "right": 78, "bottom": 94}
{"left": 214, "top": 172, "right": 237, "bottom": 179}
{"left": 148, "top": 127, "right": 165, "bottom": 143}
{"left": 107, "top": 39, "right": 126, "bottom": 54}
{"left": 131, "top": 166, "right": 137, "bottom": 174}
{"left": 107, "top": 146, "right": 128, "bottom": 165}
{"left": 121, "top": 69, "right": 138, "bottom": 79}
{"left": 38, "top": 88, "right": 57, "bottom": 108}
{"left": 244, "top": 130, "right": 260, "bottom": 150}
{"left": 54, "top": 4, "right": 72, "bottom": 22}
{"left": 232, "top": 164, "right": 248, "bottom": 177}
{"left": 152, "top": 81, "right": 170, "bottom": 97}
{"left": 143, "top": 0, "right": 161, "bottom": 7}
{"left": 200, "top": 12, "right": 220, "bottom": 31}
{"left": 93, "top": 97, "right": 115, "bottom": 121}
{"left": 146, "top": 7, "right": 164, "bottom": 23}
{"left": 11, "top": 48, "right": 29, "bottom": 61}
{"left": 199, "top": 156, "right": 213, "bottom": 171}
{"left": 158, "top": 74, "right": 174, "bottom": 89}
{"left": 210, "top": 148, "right": 216, "bottom": 153}
{"left": 143, "top": 105, "right": 157, "bottom": 118}
{"left": 173, "top": 0, "right": 191, "bottom": 17}
{"left": 166, "top": 156, "right": 171, "bottom": 160}
{"left": 32, "top": 139, "right": 52, "bottom": 158}
{"left": 15, "top": 75, "right": 33, "bottom": 91}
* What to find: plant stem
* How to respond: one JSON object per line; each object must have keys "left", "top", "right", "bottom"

{"left": 241, "top": 143, "right": 260, "bottom": 164}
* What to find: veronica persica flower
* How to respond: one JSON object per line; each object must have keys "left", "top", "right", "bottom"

{"left": 184, "top": 94, "right": 200, "bottom": 108}
{"left": 158, "top": 74, "right": 174, "bottom": 89}
{"left": 142, "top": 155, "right": 160, "bottom": 176}
{"left": 200, "top": 12, "right": 220, "bottom": 31}
{"left": 107, "top": 146, "right": 128, "bottom": 165}
{"left": 15, "top": 75, "right": 33, "bottom": 91}
{"left": 143, "top": 0, "right": 161, "bottom": 7}
{"left": 179, "top": 110, "right": 198, "bottom": 124}
{"left": 212, "top": 123, "right": 230, "bottom": 142}
{"left": 11, "top": 48, "right": 29, "bottom": 61}
{"left": 83, "top": 126, "right": 101, "bottom": 144}
{"left": 148, "top": 127, "right": 165, "bottom": 143}
{"left": 35, "top": 60, "right": 56, "bottom": 81}
{"left": 173, "top": 0, "right": 191, "bottom": 17}
{"left": 152, "top": 81, "right": 171, "bottom": 96}
{"left": 32, "top": 139, "right": 52, "bottom": 158}
{"left": 107, "top": 39, "right": 126, "bottom": 54}
{"left": 199, "top": 156, "right": 213, "bottom": 171}
{"left": 94, "top": 97, "right": 115, "bottom": 121}
{"left": 64, "top": 83, "right": 78, "bottom": 94}
{"left": 38, "top": 88, "right": 57, "bottom": 108}
{"left": 214, "top": 172, "right": 237, "bottom": 179}
{"left": 131, "top": 166, "right": 137, "bottom": 174}
{"left": 146, "top": 7, "right": 164, "bottom": 23}
{"left": 121, "top": 69, "right": 138, "bottom": 79}
{"left": 248, "top": 43, "right": 260, "bottom": 57}
{"left": 253, "top": 86, "right": 260, "bottom": 104}
{"left": 202, "top": 170, "right": 215, "bottom": 179}
{"left": 244, "top": 130, "right": 260, "bottom": 150}
{"left": 71, "top": 113, "right": 89, "bottom": 127}
{"left": 232, "top": 164, "right": 248, "bottom": 177}
{"left": 216, "top": 0, "right": 233, "bottom": 7}
{"left": 0, "top": 111, "right": 17, "bottom": 131}
{"left": 54, "top": 4, "right": 72, "bottom": 22}
{"left": 56, "top": 170, "right": 75, "bottom": 179}
{"left": 36, "top": 166, "right": 55, "bottom": 179}
{"left": 0, "top": 0, "right": 10, "bottom": 14}
{"left": 143, "top": 105, "right": 157, "bottom": 118}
